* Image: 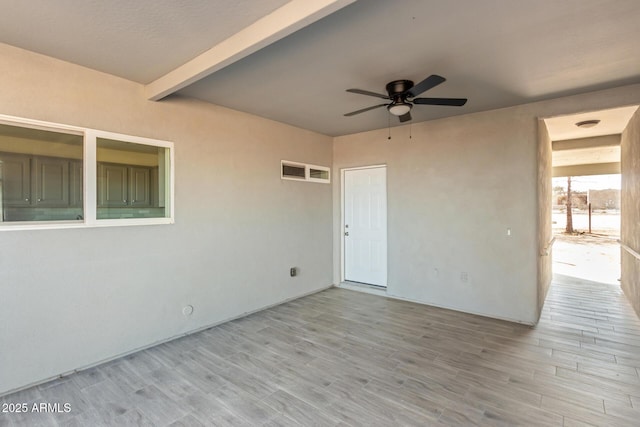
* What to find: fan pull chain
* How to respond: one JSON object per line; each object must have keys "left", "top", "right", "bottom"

{"left": 388, "top": 113, "right": 391, "bottom": 140}
{"left": 409, "top": 123, "right": 412, "bottom": 139}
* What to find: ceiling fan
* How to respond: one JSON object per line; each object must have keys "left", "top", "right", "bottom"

{"left": 344, "top": 74, "right": 467, "bottom": 123}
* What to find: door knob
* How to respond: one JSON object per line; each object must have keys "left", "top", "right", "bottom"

{"left": 344, "top": 232, "right": 349, "bottom": 236}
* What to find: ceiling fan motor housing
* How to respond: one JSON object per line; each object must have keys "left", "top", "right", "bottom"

{"left": 386, "top": 80, "right": 413, "bottom": 97}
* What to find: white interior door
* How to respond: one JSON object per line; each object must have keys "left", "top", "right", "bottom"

{"left": 344, "top": 166, "right": 387, "bottom": 287}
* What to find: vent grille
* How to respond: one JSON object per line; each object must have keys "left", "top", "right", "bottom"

{"left": 281, "top": 160, "right": 330, "bottom": 184}
{"left": 282, "top": 163, "right": 306, "bottom": 179}
{"left": 309, "top": 168, "right": 329, "bottom": 180}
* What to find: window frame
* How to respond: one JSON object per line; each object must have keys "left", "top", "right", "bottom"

{"left": 0, "top": 114, "right": 174, "bottom": 231}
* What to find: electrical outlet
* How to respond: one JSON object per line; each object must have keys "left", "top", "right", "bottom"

{"left": 460, "top": 272, "right": 468, "bottom": 282}
{"left": 290, "top": 267, "right": 297, "bottom": 277}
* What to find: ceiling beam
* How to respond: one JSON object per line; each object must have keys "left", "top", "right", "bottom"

{"left": 552, "top": 134, "right": 620, "bottom": 151}
{"left": 145, "top": 0, "right": 356, "bottom": 101}
{"left": 553, "top": 162, "right": 620, "bottom": 178}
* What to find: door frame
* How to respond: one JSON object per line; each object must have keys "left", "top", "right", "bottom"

{"left": 340, "top": 164, "right": 388, "bottom": 284}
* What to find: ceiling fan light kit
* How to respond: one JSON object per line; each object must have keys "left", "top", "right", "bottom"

{"left": 345, "top": 74, "right": 467, "bottom": 123}
{"left": 388, "top": 102, "right": 411, "bottom": 116}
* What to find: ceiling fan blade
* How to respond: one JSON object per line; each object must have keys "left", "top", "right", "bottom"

{"left": 413, "top": 97, "right": 468, "bottom": 106}
{"left": 398, "top": 112, "right": 412, "bottom": 123}
{"left": 344, "top": 104, "right": 388, "bottom": 116}
{"left": 407, "top": 75, "right": 446, "bottom": 97}
{"left": 346, "top": 88, "right": 390, "bottom": 99}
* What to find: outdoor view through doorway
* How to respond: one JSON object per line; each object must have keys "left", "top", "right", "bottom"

{"left": 552, "top": 174, "right": 621, "bottom": 285}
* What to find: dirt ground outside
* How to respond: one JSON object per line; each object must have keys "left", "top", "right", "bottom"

{"left": 552, "top": 210, "right": 620, "bottom": 234}
{"left": 552, "top": 231, "right": 620, "bottom": 285}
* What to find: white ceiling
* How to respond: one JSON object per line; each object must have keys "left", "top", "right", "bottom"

{"left": 1, "top": 0, "right": 639, "bottom": 136}
{"left": 547, "top": 105, "right": 637, "bottom": 168}
{"left": 544, "top": 106, "right": 639, "bottom": 141}
{"left": 0, "top": 0, "right": 290, "bottom": 82}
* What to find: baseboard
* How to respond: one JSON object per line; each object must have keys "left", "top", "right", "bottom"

{"left": 337, "top": 281, "right": 388, "bottom": 296}
{"left": 336, "top": 284, "right": 536, "bottom": 326}
{"left": 0, "top": 283, "right": 333, "bottom": 398}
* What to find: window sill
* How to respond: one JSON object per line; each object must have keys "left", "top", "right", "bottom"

{"left": 0, "top": 217, "right": 174, "bottom": 231}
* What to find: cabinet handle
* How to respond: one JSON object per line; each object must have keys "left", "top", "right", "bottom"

{"left": 37, "top": 198, "right": 41, "bottom": 202}
{"left": 24, "top": 198, "right": 29, "bottom": 202}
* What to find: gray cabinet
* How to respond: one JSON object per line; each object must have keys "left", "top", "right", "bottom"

{"left": 98, "top": 164, "right": 128, "bottom": 207}
{"left": 33, "top": 157, "right": 69, "bottom": 207}
{"left": 70, "top": 161, "right": 83, "bottom": 207}
{"left": 0, "top": 154, "right": 31, "bottom": 206}
{"left": 98, "top": 163, "right": 152, "bottom": 207}
{"left": 150, "top": 167, "right": 159, "bottom": 207}
{"left": 129, "top": 167, "right": 150, "bottom": 207}
{"left": 1, "top": 153, "right": 77, "bottom": 209}
{"left": 1, "top": 155, "right": 153, "bottom": 210}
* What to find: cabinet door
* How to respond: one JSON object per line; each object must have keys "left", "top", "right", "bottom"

{"left": 33, "top": 157, "right": 69, "bottom": 207}
{"left": 70, "top": 161, "right": 83, "bottom": 207}
{"left": 98, "top": 163, "right": 128, "bottom": 207}
{"left": 150, "top": 167, "right": 159, "bottom": 207}
{"left": 0, "top": 154, "right": 31, "bottom": 206}
{"left": 129, "top": 167, "right": 151, "bottom": 207}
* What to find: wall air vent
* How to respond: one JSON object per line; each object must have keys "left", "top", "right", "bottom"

{"left": 281, "top": 162, "right": 306, "bottom": 180}
{"left": 281, "top": 160, "right": 330, "bottom": 184}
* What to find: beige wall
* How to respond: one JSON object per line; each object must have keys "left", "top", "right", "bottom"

{"left": 621, "top": 107, "right": 640, "bottom": 317}
{"left": 0, "top": 43, "right": 333, "bottom": 395}
{"left": 2, "top": 38, "right": 640, "bottom": 395}
{"left": 537, "top": 120, "right": 553, "bottom": 315}
{"left": 333, "top": 85, "right": 640, "bottom": 324}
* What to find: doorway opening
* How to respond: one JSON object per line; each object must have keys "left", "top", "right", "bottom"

{"left": 552, "top": 174, "right": 620, "bottom": 285}
{"left": 544, "top": 106, "right": 637, "bottom": 288}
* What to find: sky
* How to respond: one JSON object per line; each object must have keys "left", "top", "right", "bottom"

{"left": 552, "top": 174, "right": 620, "bottom": 191}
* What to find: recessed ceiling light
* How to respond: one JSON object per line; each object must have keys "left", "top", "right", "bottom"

{"left": 575, "top": 119, "right": 600, "bottom": 128}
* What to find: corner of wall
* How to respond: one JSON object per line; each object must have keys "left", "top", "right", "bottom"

{"left": 536, "top": 119, "right": 553, "bottom": 322}
{"left": 620, "top": 107, "right": 640, "bottom": 318}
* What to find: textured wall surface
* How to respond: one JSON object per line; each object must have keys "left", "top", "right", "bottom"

{"left": 621, "top": 107, "right": 640, "bottom": 317}
{"left": 537, "top": 120, "right": 553, "bottom": 315}
{"left": 333, "top": 85, "right": 640, "bottom": 325}
{"left": 0, "top": 43, "right": 333, "bottom": 395}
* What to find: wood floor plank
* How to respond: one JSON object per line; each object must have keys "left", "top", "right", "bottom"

{"left": 541, "top": 395, "right": 636, "bottom": 427}
{"left": 2, "top": 277, "right": 640, "bottom": 426}
{"left": 176, "top": 393, "right": 239, "bottom": 427}
{"left": 130, "top": 385, "right": 186, "bottom": 426}
{"left": 167, "top": 414, "right": 206, "bottom": 427}
{"left": 261, "top": 389, "right": 341, "bottom": 426}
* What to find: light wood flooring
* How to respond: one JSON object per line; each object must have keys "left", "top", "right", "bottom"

{"left": 2, "top": 275, "right": 640, "bottom": 426}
